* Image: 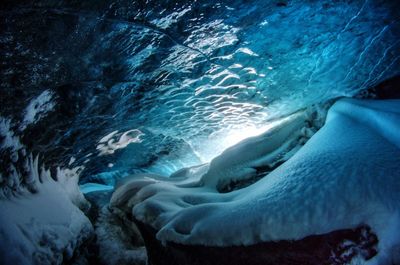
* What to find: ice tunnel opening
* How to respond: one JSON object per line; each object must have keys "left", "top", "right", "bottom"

{"left": 78, "top": 121, "right": 276, "bottom": 193}
{"left": 78, "top": 104, "right": 318, "bottom": 194}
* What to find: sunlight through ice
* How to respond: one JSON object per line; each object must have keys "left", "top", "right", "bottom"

{"left": 197, "top": 123, "right": 276, "bottom": 163}
{"left": 222, "top": 124, "right": 271, "bottom": 149}
{"left": 198, "top": 113, "right": 301, "bottom": 163}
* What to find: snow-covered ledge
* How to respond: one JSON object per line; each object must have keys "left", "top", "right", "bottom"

{"left": 110, "top": 98, "right": 400, "bottom": 265}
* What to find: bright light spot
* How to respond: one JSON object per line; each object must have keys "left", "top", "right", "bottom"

{"left": 196, "top": 122, "right": 276, "bottom": 163}
{"left": 221, "top": 124, "right": 273, "bottom": 149}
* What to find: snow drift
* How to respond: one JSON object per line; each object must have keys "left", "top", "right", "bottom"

{"left": 110, "top": 98, "right": 400, "bottom": 265}
{"left": 0, "top": 156, "right": 93, "bottom": 265}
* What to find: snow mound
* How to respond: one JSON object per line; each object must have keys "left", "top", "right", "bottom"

{"left": 110, "top": 98, "right": 400, "bottom": 264}
{"left": 0, "top": 156, "right": 93, "bottom": 265}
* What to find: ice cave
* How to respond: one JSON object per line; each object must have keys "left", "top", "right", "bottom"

{"left": 1, "top": 0, "right": 400, "bottom": 264}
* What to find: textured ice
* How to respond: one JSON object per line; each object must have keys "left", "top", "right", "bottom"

{"left": 111, "top": 98, "right": 400, "bottom": 264}
{"left": 1, "top": 0, "right": 399, "bottom": 182}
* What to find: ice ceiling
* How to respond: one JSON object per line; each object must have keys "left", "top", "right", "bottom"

{"left": 0, "top": 0, "right": 399, "bottom": 184}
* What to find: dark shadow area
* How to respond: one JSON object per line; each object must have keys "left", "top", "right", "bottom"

{"left": 134, "top": 219, "right": 378, "bottom": 265}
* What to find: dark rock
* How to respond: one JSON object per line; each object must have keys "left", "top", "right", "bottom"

{"left": 134, "top": 219, "right": 378, "bottom": 265}
{"left": 357, "top": 75, "right": 400, "bottom": 99}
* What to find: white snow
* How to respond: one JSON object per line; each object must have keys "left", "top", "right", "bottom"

{"left": 99, "top": 130, "right": 119, "bottom": 143}
{"left": 0, "top": 157, "right": 93, "bottom": 265}
{"left": 19, "top": 90, "right": 55, "bottom": 131}
{"left": 96, "top": 129, "right": 144, "bottom": 156}
{"left": 68, "top": 157, "right": 76, "bottom": 166}
{"left": 110, "top": 98, "right": 400, "bottom": 265}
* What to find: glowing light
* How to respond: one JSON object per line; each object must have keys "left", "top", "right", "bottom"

{"left": 221, "top": 124, "right": 272, "bottom": 149}
{"left": 195, "top": 122, "right": 275, "bottom": 163}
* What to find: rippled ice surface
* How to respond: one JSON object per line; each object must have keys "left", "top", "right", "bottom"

{"left": 0, "top": 0, "right": 399, "bottom": 183}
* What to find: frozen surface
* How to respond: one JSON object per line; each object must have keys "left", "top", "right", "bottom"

{"left": 0, "top": 0, "right": 399, "bottom": 183}
{"left": 0, "top": 156, "right": 93, "bottom": 265}
{"left": 111, "top": 98, "right": 400, "bottom": 265}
